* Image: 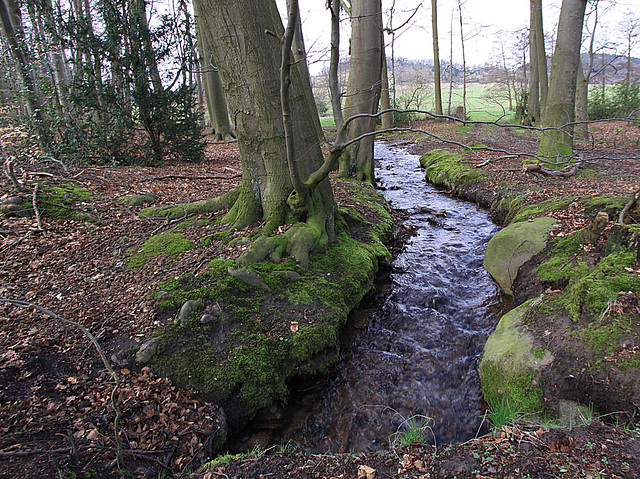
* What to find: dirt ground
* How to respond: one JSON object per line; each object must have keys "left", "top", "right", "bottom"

{"left": 1, "top": 119, "right": 639, "bottom": 478}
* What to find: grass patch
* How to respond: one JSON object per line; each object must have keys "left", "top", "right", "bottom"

{"left": 126, "top": 232, "right": 194, "bottom": 269}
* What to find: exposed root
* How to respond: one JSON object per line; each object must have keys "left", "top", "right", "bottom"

{"left": 140, "top": 188, "right": 239, "bottom": 220}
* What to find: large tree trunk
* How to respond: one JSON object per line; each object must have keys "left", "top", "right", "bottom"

{"left": 431, "top": 0, "right": 443, "bottom": 115}
{"left": 328, "top": 0, "right": 344, "bottom": 130}
{"left": 340, "top": 0, "right": 383, "bottom": 184}
{"left": 193, "top": 4, "right": 235, "bottom": 141}
{"left": 287, "top": 0, "right": 324, "bottom": 145}
{"left": 192, "top": 0, "right": 335, "bottom": 266}
{"left": 538, "top": 0, "right": 587, "bottom": 162}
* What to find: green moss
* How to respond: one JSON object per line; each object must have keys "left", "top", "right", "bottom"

{"left": 419, "top": 149, "right": 487, "bottom": 190}
{"left": 149, "top": 183, "right": 394, "bottom": 425}
{"left": 481, "top": 362, "right": 545, "bottom": 415}
{"left": 580, "top": 195, "right": 629, "bottom": 216}
{"left": 126, "top": 232, "right": 194, "bottom": 269}
{"left": 35, "top": 180, "right": 95, "bottom": 220}
{"left": 507, "top": 196, "right": 574, "bottom": 224}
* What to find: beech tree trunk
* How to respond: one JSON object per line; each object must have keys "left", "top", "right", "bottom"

{"left": 380, "top": 43, "right": 393, "bottom": 129}
{"left": 528, "top": 1, "right": 540, "bottom": 123}
{"left": 533, "top": 0, "right": 548, "bottom": 112}
{"left": 193, "top": 3, "right": 235, "bottom": 140}
{"left": 340, "top": 0, "right": 383, "bottom": 184}
{"left": 192, "top": 0, "right": 336, "bottom": 266}
{"left": 287, "top": 0, "right": 324, "bottom": 145}
{"left": 431, "top": 0, "right": 443, "bottom": 116}
{"left": 328, "top": 0, "right": 344, "bottom": 130}
{"left": 539, "top": 0, "right": 587, "bottom": 162}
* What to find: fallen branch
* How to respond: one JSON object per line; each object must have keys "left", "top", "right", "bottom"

{"left": 32, "top": 183, "right": 45, "bottom": 234}
{"left": 618, "top": 188, "right": 640, "bottom": 224}
{"left": 151, "top": 210, "right": 191, "bottom": 235}
{"left": 0, "top": 298, "right": 124, "bottom": 467}
{"left": 4, "top": 158, "right": 24, "bottom": 192}
{"left": 475, "top": 154, "right": 519, "bottom": 168}
{"left": 144, "top": 174, "right": 241, "bottom": 181}
{"left": 523, "top": 163, "right": 579, "bottom": 178}
{"left": 0, "top": 447, "right": 72, "bottom": 457}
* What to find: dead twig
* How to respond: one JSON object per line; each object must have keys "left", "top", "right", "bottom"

{"left": 4, "top": 158, "right": 24, "bottom": 192}
{"left": 0, "top": 298, "right": 124, "bottom": 467}
{"left": 618, "top": 188, "right": 640, "bottom": 224}
{"left": 144, "top": 174, "right": 241, "bottom": 181}
{"left": 32, "top": 183, "right": 45, "bottom": 235}
{"left": 151, "top": 209, "right": 191, "bottom": 235}
{"left": 475, "top": 154, "right": 519, "bottom": 168}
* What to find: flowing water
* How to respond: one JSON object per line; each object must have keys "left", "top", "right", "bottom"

{"left": 275, "top": 142, "right": 509, "bottom": 452}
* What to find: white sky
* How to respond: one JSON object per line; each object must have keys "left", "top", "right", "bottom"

{"left": 277, "top": 0, "right": 640, "bottom": 75}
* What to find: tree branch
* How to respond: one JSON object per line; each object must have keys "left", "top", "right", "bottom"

{"left": 619, "top": 188, "right": 640, "bottom": 224}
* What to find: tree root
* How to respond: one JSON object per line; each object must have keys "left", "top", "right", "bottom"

{"left": 619, "top": 188, "right": 640, "bottom": 224}
{"left": 140, "top": 188, "right": 239, "bottom": 220}
{"left": 523, "top": 163, "right": 579, "bottom": 177}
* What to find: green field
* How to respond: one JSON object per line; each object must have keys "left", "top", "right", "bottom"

{"left": 316, "top": 83, "right": 516, "bottom": 126}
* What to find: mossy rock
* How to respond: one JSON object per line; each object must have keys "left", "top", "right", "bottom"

{"left": 479, "top": 300, "right": 553, "bottom": 415}
{"left": 118, "top": 193, "right": 158, "bottom": 207}
{"left": 419, "top": 149, "right": 486, "bottom": 190}
{"left": 484, "top": 217, "right": 557, "bottom": 295}
{"left": 34, "top": 180, "right": 97, "bottom": 222}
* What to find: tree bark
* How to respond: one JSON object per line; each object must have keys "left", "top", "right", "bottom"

{"left": 328, "top": 0, "right": 344, "bottom": 130}
{"left": 193, "top": 2, "right": 234, "bottom": 140}
{"left": 575, "top": 57, "right": 589, "bottom": 140}
{"left": 340, "top": 0, "right": 383, "bottom": 184}
{"left": 538, "top": 0, "right": 587, "bottom": 162}
{"left": 528, "top": 0, "right": 541, "bottom": 123}
{"left": 287, "top": 0, "right": 324, "bottom": 145}
{"left": 192, "top": 0, "right": 335, "bottom": 265}
{"left": 431, "top": 0, "right": 443, "bottom": 115}
{"left": 380, "top": 42, "right": 394, "bottom": 129}
{"left": 533, "top": 0, "right": 548, "bottom": 113}
{"left": 0, "top": 0, "right": 49, "bottom": 147}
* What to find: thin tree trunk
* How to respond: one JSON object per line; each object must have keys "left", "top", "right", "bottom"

{"left": 533, "top": 0, "right": 548, "bottom": 112}
{"left": 575, "top": 57, "right": 588, "bottom": 139}
{"left": 539, "top": 0, "right": 588, "bottom": 162}
{"left": 501, "top": 44, "right": 513, "bottom": 111}
{"left": 431, "top": 0, "right": 443, "bottom": 115}
{"left": 328, "top": 0, "right": 344, "bottom": 129}
{"left": 528, "top": 0, "right": 541, "bottom": 123}
{"left": 193, "top": 2, "right": 234, "bottom": 140}
{"left": 457, "top": 0, "right": 466, "bottom": 119}
{"left": 0, "top": 0, "right": 49, "bottom": 146}
{"left": 380, "top": 42, "right": 393, "bottom": 129}
{"left": 447, "top": 7, "right": 454, "bottom": 116}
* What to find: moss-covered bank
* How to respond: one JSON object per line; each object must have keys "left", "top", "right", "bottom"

{"left": 142, "top": 178, "right": 394, "bottom": 428}
{"left": 419, "top": 146, "right": 640, "bottom": 421}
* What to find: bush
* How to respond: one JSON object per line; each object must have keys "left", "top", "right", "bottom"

{"left": 588, "top": 82, "right": 640, "bottom": 120}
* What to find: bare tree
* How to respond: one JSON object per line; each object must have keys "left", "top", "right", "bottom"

{"left": 431, "top": 0, "right": 443, "bottom": 115}
{"left": 538, "top": 0, "right": 588, "bottom": 161}
{"left": 340, "top": 0, "right": 383, "bottom": 183}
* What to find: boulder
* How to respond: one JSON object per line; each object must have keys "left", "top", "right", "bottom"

{"left": 478, "top": 299, "right": 553, "bottom": 414}
{"left": 483, "top": 217, "right": 557, "bottom": 295}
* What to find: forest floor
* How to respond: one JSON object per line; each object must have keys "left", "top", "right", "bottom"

{"left": 1, "top": 119, "right": 639, "bottom": 478}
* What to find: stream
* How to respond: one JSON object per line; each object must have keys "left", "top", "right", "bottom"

{"left": 271, "top": 142, "right": 509, "bottom": 452}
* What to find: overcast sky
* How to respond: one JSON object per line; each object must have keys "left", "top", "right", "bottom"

{"left": 275, "top": 0, "right": 640, "bottom": 74}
